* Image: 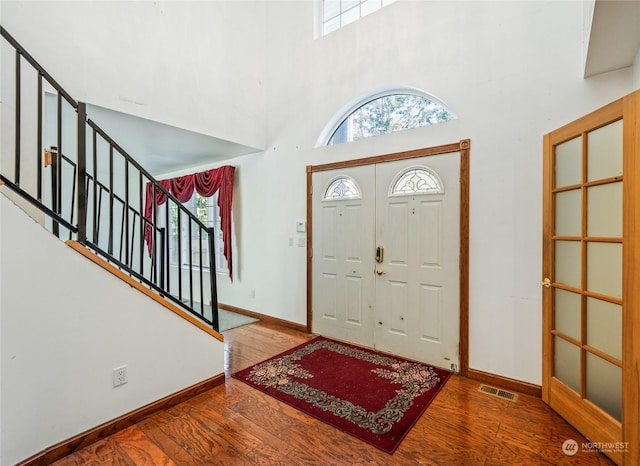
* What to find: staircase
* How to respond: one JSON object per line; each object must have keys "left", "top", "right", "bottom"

{"left": 0, "top": 25, "right": 219, "bottom": 331}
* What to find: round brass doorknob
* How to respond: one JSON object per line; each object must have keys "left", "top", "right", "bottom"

{"left": 376, "top": 268, "right": 384, "bottom": 275}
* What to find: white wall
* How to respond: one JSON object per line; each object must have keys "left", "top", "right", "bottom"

{"left": 634, "top": 46, "right": 640, "bottom": 90}
{"left": 249, "top": 0, "right": 631, "bottom": 385}
{"left": 0, "top": 194, "right": 224, "bottom": 466}
{"left": 0, "top": 1, "right": 268, "bottom": 150}
{"left": 1, "top": 1, "right": 634, "bottom": 388}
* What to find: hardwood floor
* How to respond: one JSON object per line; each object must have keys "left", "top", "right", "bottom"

{"left": 51, "top": 321, "right": 614, "bottom": 465}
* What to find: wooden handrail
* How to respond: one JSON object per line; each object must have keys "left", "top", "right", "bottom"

{"left": 65, "top": 240, "right": 224, "bottom": 342}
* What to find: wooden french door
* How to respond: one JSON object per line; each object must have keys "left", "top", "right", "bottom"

{"left": 542, "top": 91, "right": 640, "bottom": 466}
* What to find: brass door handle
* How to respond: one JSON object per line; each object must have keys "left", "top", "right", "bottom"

{"left": 376, "top": 268, "right": 384, "bottom": 275}
{"left": 541, "top": 278, "right": 551, "bottom": 288}
{"left": 376, "top": 246, "right": 384, "bottom": 263}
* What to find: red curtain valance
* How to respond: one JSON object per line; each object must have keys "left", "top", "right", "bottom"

{"left": 144, "top": 165, "right": 235, "bottom": 280}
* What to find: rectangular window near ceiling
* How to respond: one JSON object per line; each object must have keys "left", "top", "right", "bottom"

{"left": 321, "top": 0, "right": 397, "bottom": 36}
{"left": 165, "top": 193, "right": 228, "bottom": 275}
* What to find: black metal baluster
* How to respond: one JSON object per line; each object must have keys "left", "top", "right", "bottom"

{"left": 57, "top": 95, "right": 62, "bottom": 219}
{"left": 52, "top": 93, "right": 62, "bottom": 237}
{"left": 50, "top": 147, "right": 58, "bottom": 236}
{"left": 68, "top": 161, "right": 77, "bottom": 240}
{"left": 108, "top": 145, "right": 114, "bottom": 254}
{"left": 14, "top": 49, "right": 21, "bottom": 186}
{"left": 119, "top": 199, "right": 125, "bottom": 262}
{"left": 177, "top": 208, "right": 182, "bottom": 302}
{"left": 188, "top": 218, "right": 193, "bottom": 308}
{"left": 124, "top": 160, "right": 130, "bottom": 266}
{"left": 199, "top": 227, "right": 204, "bottom": 317}
{"left": 165, "top": 200, "right": 171, "bottom": 292}
{"left": 139, "top": 172, "right": 144, "bottom": 277}
{"left": 92, "top": 129, "right": 98, "bottom": 244}
{"left": 208, "top": 227, "right": 219, "bottom": 331}
{"left": 97, "top": 184, "right": 103, "bottom": 241}
{"left": 160, "top": 227, "right": 165, "bottom": 292}
{"left": 152, "top": 184, "right": 158, "bottom": 285}
{"left": 130, "top": 211, "right": 137, "bottom": 267}
{"left": 76, "top": 103, "right": 87, "bottom": 243}
{"left": 37, "top": 73, "right": 42, "bottom": 200}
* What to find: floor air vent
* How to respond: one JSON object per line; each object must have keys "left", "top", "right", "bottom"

{"left": 478, "top": 384, "right": 518, "bottom": 402}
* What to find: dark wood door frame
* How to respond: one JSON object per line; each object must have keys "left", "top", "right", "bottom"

{"left": 305, "top": 139, "right": 470, "bottom": 375}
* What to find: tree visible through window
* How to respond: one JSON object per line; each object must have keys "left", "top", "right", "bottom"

{"left": 328, "top": 94, "right": 454, "bottom": 145}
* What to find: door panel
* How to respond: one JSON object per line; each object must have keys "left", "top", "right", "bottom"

{"left": 374, "top": 155, "right": 460, "bottom": 369}
{"left": 311, "top": 149, "right": 464, "bottom": 372}
{"left": 311, "top": 165, "right": 375, "bottom": 347}
{"left": 543, "top": 99, "right": 629, "bottom": 465}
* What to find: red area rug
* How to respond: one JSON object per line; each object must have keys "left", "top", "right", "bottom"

{"left": 232, "top": 336, "right": 451, "bottom": 453}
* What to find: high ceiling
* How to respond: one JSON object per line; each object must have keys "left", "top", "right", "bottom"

{"left": 84, "top": 0, "right": 640, "bottom": 177}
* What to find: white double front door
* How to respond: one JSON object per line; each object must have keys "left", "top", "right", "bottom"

{"left": 311, "top": 154, "right": 460, "bottom": 370}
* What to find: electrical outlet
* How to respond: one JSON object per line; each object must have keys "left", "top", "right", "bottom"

{"left": 113, "top": 365, "right": 127, "bottom": 387}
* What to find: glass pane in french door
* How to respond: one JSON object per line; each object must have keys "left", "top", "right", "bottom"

{"left": 552, "top": 119, "right": 623, "bottom": 418}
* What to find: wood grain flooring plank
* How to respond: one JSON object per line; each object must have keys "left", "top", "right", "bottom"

{"left": 228, "top": 392, "right": 373, "bottom": 465}
{"left": 110, "top": 425, "right": 176, "bottom": 466}
{"left": 49, "top": 437, "right": 135, "bottom": 466}
{"left": 244, "top": 443, "right": 303, "bottom": 466}
{"left": 46, "top": 321, "right": 615, "bottom": 466}
{"left": 228, "top": 386, "right": 317, "bottom": 430}
{"left": 418, "top": 406, "right": 500, "bottom": 453}
{"left": 146, "top": 408, "right": 245, "bottom": 463}
{"left": 136, "top": 413, "right": 208, "bottom": 466}
{"left": 396, "top": 427, "right": 488, "bottom": 466}
{"left": 486, "top": 438, "right": 608, "bottom": 466}
{"left": 174, "top": 401, "right": 264, "bottom": 454}
{"left": 191, "top": 392, "right": 297, "bottom": 457}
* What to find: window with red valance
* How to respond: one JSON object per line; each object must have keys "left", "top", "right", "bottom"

{"left": 144, "top": 165, "right": 235, "bottom": 280}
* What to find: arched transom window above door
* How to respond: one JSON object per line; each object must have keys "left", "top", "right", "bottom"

{"left": 318, "top": 87, "right": 456, "bottom": 146}
{"left": 389, "top": 166, "right": 444, "bottom": 196}
{"left": 323, "top": 176, "right": 362, "bottom": 200}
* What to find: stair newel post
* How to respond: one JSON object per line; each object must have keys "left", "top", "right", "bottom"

{"left": 76, "top": 102, "right": 87, "bottom": 243}
{"left": 207, "top": 227, "right": 219, "bottom": 331}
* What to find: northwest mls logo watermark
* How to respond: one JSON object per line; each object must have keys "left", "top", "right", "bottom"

{"left": 562, "top": 439, "right": 629, "bottom": 456}
{"left": 562, "top": 439, "right": 579, "bottom": 456}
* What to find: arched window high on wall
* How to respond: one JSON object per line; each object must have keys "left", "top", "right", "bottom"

{"left": 317, "top": 87, "right": 456, "bottom": 146}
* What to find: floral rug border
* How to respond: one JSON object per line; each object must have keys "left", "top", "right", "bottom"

{"left": 232, "top": 337, "right": 451, "bottom": 453}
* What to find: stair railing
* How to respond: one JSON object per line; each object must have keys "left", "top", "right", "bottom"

{"left": 0, "top": 25, "right": 219, "bottom": 331}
